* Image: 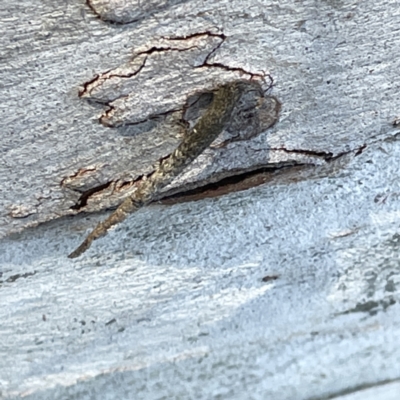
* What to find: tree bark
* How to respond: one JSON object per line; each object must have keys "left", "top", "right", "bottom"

{"left": 1, "top": 1, "right": 400, "bottom": 399}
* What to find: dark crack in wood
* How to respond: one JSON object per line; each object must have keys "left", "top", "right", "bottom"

{"left": 86, "top": 0, "right": 191, "bottom": 25}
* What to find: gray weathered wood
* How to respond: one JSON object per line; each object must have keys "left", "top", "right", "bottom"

{"left": 3, "top": 0, "right": 398, "bottom": 238}
{"left": 1, "top": 0, "right": 400, "bottom": 399}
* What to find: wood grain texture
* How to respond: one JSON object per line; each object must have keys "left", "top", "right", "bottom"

{"left": 2, "top": 0, "right": 399, "bottom": 238}
{"left": 2, "top": 138, "right": 400, "bottom": 399}
{"left": 2, "top": 1, "right": 400, "bottom": 398}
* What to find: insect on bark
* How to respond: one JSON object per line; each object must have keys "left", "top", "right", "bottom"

{"left": 69, "top": 80, "right": 278, "bottom": 258}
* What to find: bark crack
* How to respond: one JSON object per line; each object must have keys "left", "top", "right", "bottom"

{"left": 269, "top": 144, "right": 368, "bottom": 162}
{"left": 79, "top": 31, "right": 269, "bottom": 114}
{"left": 269, "top": 147, "right": 335, "bottom": 161}
{"left": 86, "top": 0, "right": 190, "bottom": 25}
{"left": 70, "top": 181, "right": 113, "bottom": 210}
{"left": 68, "top": 144, "right": 366, "bottom": 211}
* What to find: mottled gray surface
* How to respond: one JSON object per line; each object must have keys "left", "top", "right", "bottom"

{"left": 339, "top": 381, "right": 400, "bottom": 400}
{"left": 2, "top": 0, "right": 400, "bottom": 398}
{"left": 2, "top": 0, "right": 400, "bottom": 237}
{"left": 2, "top": 138, "right": 400, "bottom": 399}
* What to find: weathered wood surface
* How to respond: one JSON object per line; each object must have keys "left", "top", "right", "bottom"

{"left": 1, "top": 0, "right": 400, "bottom": 399}
{"left": 2, "top": 0, "right": 399, "bottom": 238}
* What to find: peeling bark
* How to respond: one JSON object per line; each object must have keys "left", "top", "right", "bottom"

{"left": 1, "top": 0, "right": 399, "bottom": 240}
